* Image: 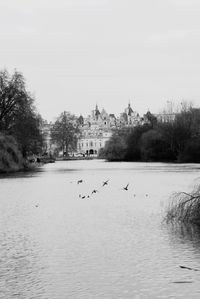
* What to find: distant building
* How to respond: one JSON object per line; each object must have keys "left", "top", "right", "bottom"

{"left": 77, "top": 105, "right": 114, "bottom": 156}
{"left": 154, "top": 113, "right": 176, "bottom": 123}
{"left": 41, "top": 120, "right": 57, "bottom": 155}
{"left": 77, "top": 103, "right": 146, "bottom": 156}
{"left": 42, "top": 103, "right": 149, "bottom": 157}
{"left": 41, "top": 120, "right": 52, "bottom": 152}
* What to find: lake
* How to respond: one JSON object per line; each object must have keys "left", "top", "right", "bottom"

{"left": 1, "top": 160, "right": 200, "bottom": 298}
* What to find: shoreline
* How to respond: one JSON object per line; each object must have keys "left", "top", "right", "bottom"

{"left": 56, "top": 156, "right": 97, "bottom": 161}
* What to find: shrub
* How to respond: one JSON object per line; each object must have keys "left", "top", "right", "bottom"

{"left": 0, "top": 134, "right": 23, "bottom": 172}
{"left": 100, "top": 133, "right": 127, "bottom": 161}
{"left": 165, "top": 184, "right": 200, "bottom": 226}
{"left": 178, "top": 137, "right": 200, "bottom": 163}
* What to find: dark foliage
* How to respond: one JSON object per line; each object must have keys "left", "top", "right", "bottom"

{"left": 0, "top": 69, "right": 44, "bottom": 157}
{"left": 100, "top": 106, "right": 200, "bottom": 163}
{"left": 124, "top": 124, "right": 151, "bottom": 161}
{"left": 140, "top": 129, "right": 172, "bottom": 161}
{"left": 179, "top": 137, "right": 200, "bottom": 163}
{"left": 99, "top": 129, "right": 128, "bottom": 161}
{"left": 0, "top": 134, "right": 23, "bottom": 172}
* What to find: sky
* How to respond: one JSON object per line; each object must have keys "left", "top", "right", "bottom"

{"left": 0, "top": 0, "right": 200, "bottom": 121}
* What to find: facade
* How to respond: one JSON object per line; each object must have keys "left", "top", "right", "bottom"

{"left": 154, "top": 113, "right": 176, "bottom": 123}
{"left": 77, "top": 131, "right": 112, "bottom": 156}
{"left": 41, "top": 120, "right": 58, "bottom": 155}
{"left": 42, "top": 103, "right": 148, "bottom": 157}
{"left": 77, "top": 103, "right": 145, "bottom": 156}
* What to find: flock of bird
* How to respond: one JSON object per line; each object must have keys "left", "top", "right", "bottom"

{"left": 74, "top": 179, "right": 144, "bottom": 199}
{"left": 74, "top": 178, "right": 151, "bottom": 200}
{"left": 77, "top": 179, "right": 111, "bottom": 199}
{"left": 75, "top": 179, "right": 150, "bottom": 200}
{"left": 77, "top": 180, "right": 129, "bottom": 199}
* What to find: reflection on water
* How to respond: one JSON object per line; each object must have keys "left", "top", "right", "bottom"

{"left": 1, "top": 161, "right": 200, "bottom": 298}
{"left": 167, "top": 222, "right": 200, "bottom": 243}
{"left": 165, "top": 222, "right": 200, "bottom": 256}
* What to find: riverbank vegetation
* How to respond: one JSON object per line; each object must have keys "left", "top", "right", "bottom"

{"left": 0, "top": 134, "right": 24, "bottom": 172}
{"left": 166, "top": 184, "right": 200, "bottom": 226}
{"left": 99, "top": 105, "right": 200, "bottom": 163}
{"left": 0, "top": 69, "right": 44, "bottom": 172}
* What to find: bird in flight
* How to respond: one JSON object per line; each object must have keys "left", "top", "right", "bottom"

{"left": 91, "top": 189, "right": 98, "bottom": 194}
{"left": 123, "top": 183, "right": 129, "bottom": 191}
{"left": 102, "top": 180, "right": 109, "bottom": 187}
{"left": 77, "top": 180, "right": 83, "bottom": 184}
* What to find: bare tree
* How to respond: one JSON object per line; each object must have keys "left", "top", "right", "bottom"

{"left": 51, "top": 111, "right": 80, "bottom": 156}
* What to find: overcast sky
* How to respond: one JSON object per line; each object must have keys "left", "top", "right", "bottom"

{"left": 0, "top": 0, "right": 200, "bottom": 120}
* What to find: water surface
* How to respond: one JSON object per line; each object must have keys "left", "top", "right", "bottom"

{"left": 1, "top": 161, "right": 200, "bottom": 298}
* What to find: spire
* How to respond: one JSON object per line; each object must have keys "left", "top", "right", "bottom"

{"left": 78, "top": 114, "right": 84, "bottom": 125}
{"left": 127, "top": 101, "right": 133, "bottom": 116}
{"left": 94, "top": 103, "right": 100, "bottom": 119}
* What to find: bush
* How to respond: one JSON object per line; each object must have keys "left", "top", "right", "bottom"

{"left": 165, "top": 184, "right": 200, "bottom": 226}
{"left": 178, "top": 137, "right": 200, "bottom": 163}
{"left": 0, "top": 134, "right": 23, "bottom": 172}
{"left": 124, "top": 125, "right": 151, "bottom": 161}
{"left": 100, "top": 133, "right": 127, "bottom": 161}
{"left": 140, "top": 129, "right": 175, "bottom": 162}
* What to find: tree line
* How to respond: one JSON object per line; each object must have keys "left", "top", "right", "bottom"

{"left": 1, "top": 68, "right": 200, "bottom": 164}
{"left": 99, "top": 106, "right": 200, "bottom": 163}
